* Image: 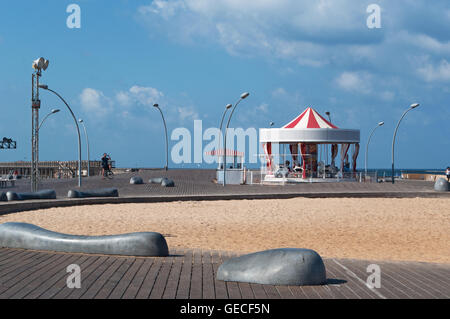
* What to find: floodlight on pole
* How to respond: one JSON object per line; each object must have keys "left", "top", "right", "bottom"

{"left": 391, "top": 103, "right": 420, "bottom": 184}
{"left": 79, "top": 119, "right": 90, "bottom": 177}
{"left": 223, "top": 92, "right": 250, "bottom": 186}
{"left": 31, "top": 57, "right": 49, "bottom": 192}
{"left": 39, "top": 85, "right": 83, "bottom": 187}
{"left": 153, "top": 104, "right": 169, "bottom": 171}
{"left": 364, "top": 121, "right": 384, "bottom": 178}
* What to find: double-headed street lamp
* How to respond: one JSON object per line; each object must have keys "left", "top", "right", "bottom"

{"left": 391, "top": 103, "right": 420, "bottom": 184}
{"left": 153, "top": 104, "right": 169, "bottom": 171}
{"left": 39, "top": 84, "right": 82, "bottom": 187}
{"left": 365, "top": 121, "right": 384, "bottom": 177}
{"left": 223, "top": 92, "right": 250, "bottom": 186}
{"left": 79, "top": 119, "right": 90, "bottom": 177}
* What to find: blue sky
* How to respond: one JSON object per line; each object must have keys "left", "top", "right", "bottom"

{"left": 0, "top": 0, "right": 449, "bottom": 169}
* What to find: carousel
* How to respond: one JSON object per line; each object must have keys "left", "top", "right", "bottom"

{"left": 259, "top": 107, "right": 360, "bottom": 183}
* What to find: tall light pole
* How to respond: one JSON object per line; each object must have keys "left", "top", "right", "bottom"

{"left": 223, "top": 92, "right": 250, "bottom": 186}
{"left": 38, "top": 109, "right": 60, "bottom": 131}
{"left": 218, "top": 104, "right": 233, "bottom": 169}
{"left": 391, "top": 103, "right": 420, "bottom": 184}
{"left": 79, "top": 119, "right": 90, "bottom": 177}
{"left": 39, "top": 84, "right": 82, "bottom": 187}
{"left": 153, "top": 104, "right": 168, "bottom": 171}
{"left": 31, "top": 57, "right": 49, "bottom": 192}
{"left": 365, "top": 121, "right": 384, "bottom": 177}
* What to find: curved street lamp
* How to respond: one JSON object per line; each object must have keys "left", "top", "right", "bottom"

{"left": 223, "top": 92, "right": 250, "bottom": 186}
{"left": 78, "top": 119, "right": 90, "bottom": 177}
{"left": 39, "top": 84, "right": 82, "bottom": 187}
{"left": 153, "top": 104, "right": 168, "bottom": 171}
{"left": 365, "top": 121, "right": 384, "bottom": 177}
{"left": 391, "top": 103, "right": 420, "bottom": 184}
{"left": 218, "top": 104, "right": 233, "bottom": 169}
{"left": 38, "top": 109, "right": 60, "bottom": 131}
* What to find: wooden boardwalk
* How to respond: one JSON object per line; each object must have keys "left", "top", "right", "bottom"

{"left": 0, "top": 248, "right": 448, "bottom": 299}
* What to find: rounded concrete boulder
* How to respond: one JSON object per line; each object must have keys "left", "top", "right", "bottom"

{"left": 161, "top": 178, "right": 175, "bottom": 187}
{"left": 149, "top": 178, "right": 163, "bottom": 184}
{"left": 6, "top": 189, "right": 56, "bottom": 201}
{"left": 130, "top": 176, "right": 144, "bottom": 185}
{"left": 217, "top": 248, "right": 327, "bottom": 286}
{"left": 68, "top": 188, "right": 118, "bottom": 198}
{"left": 434, "top": 178, "right": 449, "bottom": 192}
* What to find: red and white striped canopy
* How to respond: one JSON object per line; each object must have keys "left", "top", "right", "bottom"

{"left": 283, "top": 107, "right": 338, "bottom": 129}
{"left": 206, "top": 149, "right": 244, "bottom": 157}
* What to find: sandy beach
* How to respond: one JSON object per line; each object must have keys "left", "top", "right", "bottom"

{"left": 0, "top": 197, "right": 448, "bottom": 263}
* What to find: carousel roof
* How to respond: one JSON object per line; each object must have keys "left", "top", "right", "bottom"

{"left": 283, "top": 107, "right": 338, "bottom": 129}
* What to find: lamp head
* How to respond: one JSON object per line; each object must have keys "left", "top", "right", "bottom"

{"left": 78, "top": 119, "right": 84, "bottom": 123}
{"left": 225, "top": 104, "right": 232, "bottom": 109}
{"left": 241, "top": 92, "right": 250, "bottom": 99}
{"left": 378, "top": 121, "right": 384, "bottom": 126}
{"left": 153, "top": 103, "right": 159, "bottom": 108}
{"left": 325, "top": 111, "right": 330, "bottom": 115}
{"left": 38, "top": 84, "right": 48, "bottom": 90}
{"left": 269, "top": 121, "right": 275, "bottom": 127}
{"left": 410, "top": 103, "right": 419, "bottom": 109}
{"left": 51, "top": 109, "right": 60, "bottom": 114}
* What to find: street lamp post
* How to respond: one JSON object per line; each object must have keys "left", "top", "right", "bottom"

{"left": 79, "top": 119, "right": 90, "bottom": 177}
{"left": 153, "top": 104, "right": 169, "bottom": 171}
{"left": 38, "top": 109, "right": 60, "bottom": 131}
{"left": 218, "top": 104, "right": 233, "bottom": 169}
{"left": 223, "top": 92, "right": 250, "bottom": 186}
{"left": 39, "top": 85, "right": 82, "bottom": 187}
{"left": 365, "top": 121, "right": 384, "bottom": 178}
{"left": 391, "top": 103, "right": 420, "bottom": 184}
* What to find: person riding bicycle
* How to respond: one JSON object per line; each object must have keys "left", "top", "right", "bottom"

{"left": 101, "top": 153, "right": 111, "bottom": 179}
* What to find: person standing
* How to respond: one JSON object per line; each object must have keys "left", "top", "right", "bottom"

{"left": 446, "top": 166, "right": 450, "bottom": 182}
{"left": 101, "top": 153, "right": 111, "bottom": 179}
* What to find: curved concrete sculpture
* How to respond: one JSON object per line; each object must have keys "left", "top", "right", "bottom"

{"left": 6, "top": 189, "right": 56, "bottom": 201}
{"left": 130, "top": 176, "right": 144, "bottom": 185}
{"left": 149, "top": 177, "right": 163, "bottom": 184}
{"left": 0, "top": 192, "right": 7, "bottom": 201}
{"left": 434, "top": 178, "right": 449, "bottom": 192}
{"left": 0, "top": 222, "right": 169, "bottom": 257}
{"left": 68, "top": 188, "right": 118, "bottom": 198}
{"left": 161, "top": 178, "right": 175, "bottom": 187}
{"left": 217, "top": 248, "right": 327, "bottom": 286}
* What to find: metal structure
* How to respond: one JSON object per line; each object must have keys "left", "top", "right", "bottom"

{"left": 39, "top": 85, "right": 82, "bottom": 187}
{"left": 153, "top": 104, "right": 169, "bottom": 171}
{"left": 223, "top": 92, "right": 250, "bottom": 186}
{"left": 391, "top": 103, "right": 420, "bottom": 184}
{"left": 79, "top": 119, "right": 90, "bottom": 177}
{"left": 217, "top": 104, "right": 232, "bottom": 168}
{"left": 0, "top": 138, "right": 17, "bottom": 149}
{"left": 365, "top": 121, "right": 384, "bottom": 177}
{"left": 31, "top": 57, "right": 49, "bottom": 192}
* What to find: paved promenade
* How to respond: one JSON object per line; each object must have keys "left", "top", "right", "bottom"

{"left": 0, "top": 247, "right": 449, "bottom": 299}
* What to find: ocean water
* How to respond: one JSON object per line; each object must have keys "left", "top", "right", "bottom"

{"left": 362, "top": 169, "right": 446, "bottom": 177}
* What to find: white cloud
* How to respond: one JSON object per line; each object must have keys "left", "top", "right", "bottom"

{"left": 335, "top": 72, "right": 372, "bottom": 94}
{"left": 176, "top": 106, "right": 199, "bottom": 122}
{"left": 79, "top": 88, "right": 112, "bottom": 116}
{"left": 116, "top": 85, "right": 164, "bottom": 107}
{"left": 417, "top": 59, "right": 450, "bottom": 82}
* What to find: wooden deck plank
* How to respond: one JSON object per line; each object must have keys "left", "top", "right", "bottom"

{"left": 189, "top": 250, "right": 203, "bottom": 299}
{"left": 0, "top": 253, "right": 70, "bottom": 298}
{"left": 33, "top": 255, "right": 94, "bottom": 299}
{"left": 135, "top": 258, "right": 163, "bottom": 299}
{"left": 336, "top": 259, "right": 411, "bottom": 299}
{"left": 122, "top": 258, "right": 154, "bottom": 299}
{"left": 149, "top": 255, "right": 175, "bottom": 299}
{"left": 162, "top": 249, "right": 184, "bottom": 299}
{"left": 11, "top": 253, "right": 80, "bottom": 299}
{"left": 94, "top": 258, "right": 135, "bottom": 299}
{"left": 53, "top": 256, "right": 110, "bottom": 299}
{"left": 326, "top": 260, "right": 378, "bottom": 299}
{"left": 202, "top": 251, "right": 216, "bottom": 299}
{"left": 212, "top": 250, "right": 228, "bottom": 299}
{"left": 0, "top": 251, "right": 46, "bottom": 279}
{"left": 321, "top": 263, "right": 355, "bottom": 299}
{"left": 104, "top": 258, "right": 144, "bottom": 299}
{"left": 176, "top": 249, "right": 193, "bottom": 299}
